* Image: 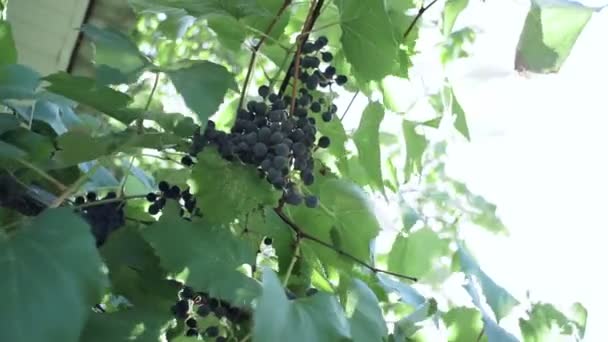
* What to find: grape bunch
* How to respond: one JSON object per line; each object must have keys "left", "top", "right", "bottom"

{"left": 145, "top": 180, "right": 199, "bottom": 218}
{"left": 74, "top": 191, "right": 125, "bottom": 246}
{"left": 185, "top": 36, "right": 347, "bottom": 208}
{"left": 171, "top": 285, "right": 250, "bottom": 340}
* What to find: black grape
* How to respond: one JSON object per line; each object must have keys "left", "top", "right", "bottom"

{"left": 186, "top": 317, "right": 197, "bottom": 328}
{"left": 186, "top": 328, "right": 198, "bottom": 337}
{"left": 318, "top": 136, "right": 330, "bottom": 148}
{"left": 197, "top": 305, "right": 211, "bottom": 317}
{"left": 315, "top": 36, "right": 328, "bottom": 49}
{"left": 263, "top": 237, "right": 273, "bottom": 245}
{"left": 86, "top": 192, "right": 97, "bottom": 202}
{"left": 321, "top": 51, "right": 333, "bottom": 62}
{"left": 253, "top": 143, "right": 268, "bottom": 158}
{"left": 310, "top": 102, "right": 321, "bottom": 113}
{"left": 274, "top": 143, "right": 290, "bottom": 156}
{"left": 270, "top": 132, "right": 284, "bottom": 145}
{"left": 74, "top": 196, "right": 85, "bottom": 205}
{"left": 158, "top": 181, "right": 170, "bottom": 192}
{"left": 181, "top": 155, "right": 194, "bottom": 166}
{"left": 322, "top": 111, "right": 333, "bottom": 122}
{"left": 205, "top": 326, "right": 219, "bottom": 338}
{"left": 336, "top": 75, "right": 348, "bottom": 85}
{"left": 258, "top": 85, "right": 270, "bottom": 98}
{"left": 284, "top": 190, "right": 302, "bottom": 205}
{"left": 301, "top": 170, "right": 314, "bottom": 185}
{"left": 305, "top": 195, "right": 318, "bottom": 208}
{"left": 148, "top": 204, "right": 160, "bottom": 215}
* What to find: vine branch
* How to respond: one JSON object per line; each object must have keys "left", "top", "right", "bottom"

{"left": 273, "top": 207, "right": 418, "bottom": 282}
{"left": 403, "top": 0, "right": 440, "bottom": 41}
{"left": 278, "top": 0, "right": 325, "bottom": 97}
{"left": 238, "top": 0, "right": 292, "bottom": 109}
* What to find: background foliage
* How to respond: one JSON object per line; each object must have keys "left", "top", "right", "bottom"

{"left": 0, "top": 0, "right": 593, "bottom": 341}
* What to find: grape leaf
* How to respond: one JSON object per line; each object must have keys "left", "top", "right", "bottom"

{"left": 0, "top": 208, "right": 107, "bottom": 342}
{"left": 346, "top": 279, "right": 388, "bottom": 341}
{"left": 388, "top": 228, "right": 451, "bottom": 280}
{"left": 336, "top": 0, "right": 399, "bottom": 82}
{"left": 43, "top": 73, "right": 140, "bottom": 124}
{"left": 519, "top": 302, "right": 587, "bottom": 342}
{"left": 451, "top": 89, "right": 470, "bottom": 140}
{"left": 515, "top": 2, "right": 594, "bottom": 74}
{"left": 458, "top": 243, "right": 519, "bottom": 322}
{"left": 191, "top": 149, "right": 280, "bottom": 224}
{"left": 0, "top": 140, "right": 26, "bottom": 160}
{"left": 81, "top": 24, "right": 150, "bottom": 83}
{"left": 253, "top": 268, "right": 351, "bottom": 342}
{"left": 377, "top": 273, "right": 425, "bottom": 308}
{"left": 402, "top": 120, "right": 427, "bottom": 180}
{"left": 353, "top": 101, "right": 385, "bottom": 194}
{"left": 166, "top": 60, "right": 238, "bottom": 130}
{"left": 0, "top": 20, "right": 17, "bottom": 66}
{"left": 443, "top": 307, "right": 484, "bottom": 342}
{"left": 141, "top": 204, "right": 260, "bottom": 305}
{"left": 443, "top": 0, "right": 469, "bottom": 36}
{"left": 0, "top": 64, "right": 40, "bottom": 100}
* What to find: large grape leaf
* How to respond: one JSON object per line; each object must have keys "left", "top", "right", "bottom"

{"left": 253, "top": 268, "right": 351, "bottom": 342}
{"left": 388, "top": 228, "right": 451, "bottom": 280}
{"left": 353, "top": 101, "right": 385, "bottom": 194}
{"left": 0, "top": 208, "right": 107, "bottom": 342}
{"left": 141, "top": 204, "right": 260, "bottom": 305}
{"left": 288, "top": 177, "right": 381, "bottom": 270}
{"left": 519, "top": 302, "right": 587, "bottom": 342}
{"left": 166, "top": 60, "right": 237, "bottom": 130}
{"left": 515, "top": 1, "right": 596, "bottom": 74}
{"left": 0, "top": 20, "right": 17, "bottom": 66}
{"left": 191, "top": 149, "right": 280, "bottom": 224}
{"left": 346, "top": 279, "right": 388, "bottom": 342}
{"left": 336, "top": 0, "right": 399, "bottom": 82}
{"left": 443, "top": 307, "right": 484, "bottom": 342}
{"left": 458, "top": 243, "right": 519, "bottom": 322}
{"left": 0, "top": 64, "right": 40, "bottom": 100}
{"left": 81, "top": 24, "right": 150, "bottom": 84}
{"left": 43, "top": 73, "right": 140, "bottom": 124}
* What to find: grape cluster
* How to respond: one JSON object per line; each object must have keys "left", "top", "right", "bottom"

{"left": 145, "top": 180, "right": 199, "bottom": 218}
{"left": 186, "top": 36, "right": 346, "bottom": 208}
{"left": 171, "top": 285, "right": 250, "bottom": 340}
{"left": 74, "top": 191, "right": 125, "bottom": 246}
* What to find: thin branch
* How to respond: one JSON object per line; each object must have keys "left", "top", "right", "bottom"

{"left": 340, "top": 90, "right": 359, "bottom": 121}
{"left": 278, "top": 0, "right": 325, "bottom": 97}
{"left": 273, "top": 207, "right": 418, "bottom": 282}
{"left": 402, "top": 0, "right": 440, "bottom": 41}
{"left": 476, "top": 327, "right": 485, "bottom": 342}
{"left": 238, "top": 0, "right": 292, "bottom": 110}
{"left": 138, "top": 72, "right": 160, "bottom": 133}
{"left": 15, "top": 158, "right": 67, "bottom": 192}
{"left": 283, "top": 238, "right": 301, "bottom": 287}
{"left": 49, "top": 162, "right": 102, "bottom": 208}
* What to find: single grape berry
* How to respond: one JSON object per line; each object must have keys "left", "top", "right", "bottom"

{"left": 305, "top": 195, "right": 319, "bottom": 208}
{"left": 324, "top": 66, "right": 336, "bottom": 78}
{"left": 181, "top": 155, "right": 194, "bottom": 166}
{"left": 186, "top": 328, "right": 198, "bottom": 337}
{"left": 273, "top": 156, "right": 288, "bottom": 169}
{"left": 258, "top": 85, "right": 270, "bottom": 98}
{"left": 302, "top": 42, "right": 315, "bottom": 54}
{"left": 253, "top": 143, "right": 268, "bottom": 158}
{"left": 167, "top": 185, "right": 181, "bottom": 199}
{"left": 74, "top": 196, "right": 85, "bottom": 205}
{"left": 294, "top": 107, "right": 308, "bottom": 117}
{"left": 186, "top": 317, "right": 198, "bottom": 328}
{"left": 158, "top": 181, "right": 170, "bottom": 192}
{"left": 336, "top": 75, "right": 348, "bottom": 85}
{"left": 175, "top": 299, "right": 189, "bottom": 314}
{"left": 181, "top": 286, "right": 196, "bottom": 299}
{"left": 268, "top": 93, "right": 279, "bottom": 103}
{"left": 306, "top": 288, "right": 319, "bottom": 296}
{"left": 197, "top": 305, "right": 211, "bottom": 317}
{"left": 284, "top": 190, "right": 303, "bottom": 205}
{"left": 269, "top": 110, "right": 284, "bottom": 122}
{"left": 301, "top": 170, "right": 314, "bottom": 185}
{"left": 208, "top": 298, "right": 219, "bottom": 309}
{"left": 310, "top": 102, "right": 321, "bottom": 113}
{"left": 148, "top": 204, "right": 160, "bottom": 215}
{"left": 321, "top": 51, "right": 333, "bottom": 62}
{"left": 318, "top": 136, "right": 330, "bottom": 148}
{"left": 253, "top": 102, "right": 268, "bottom": 115}
{"left": 263, "top": 237, "right": 273, "bottom": 245}
{"left": 205, "top": 326, "right": 220, "bottom": 338}
{"left": 86, "top": 192, "right": 97, "bottom": 202}
{"left": 322, "top": 111, "right": 333, "bottom": 122}
{"left": 105, "top": 192, "right": 117, "bottom": 199}
{"left": 315, "top": 36, "right": 328, "bottom": 48}
{"left": 270, "top": 131, "right": 284, "bottom": 145}
{"left": 274, "top": 143, "right": 290, "bottom": 157}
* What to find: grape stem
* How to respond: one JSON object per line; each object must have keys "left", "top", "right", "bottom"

{"left": 402, "top": 0, "right": 440, "bottom": 41}
{"left": 238, "top": 0, "right": 293, "bottom": 110}
{"left": 273, "top": 206, "right": 418, "bottom": 282}
{"left": 138, "top": 71, "right": 160, "bottom": 133}
{"left": 282, "top": 237, "right": 301, "bottom": 287}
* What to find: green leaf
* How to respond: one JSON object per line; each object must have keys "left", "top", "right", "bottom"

{"left": 388, "top": 228, "right": 451, "bottom": 280}
{"left": 0, "top": 140, "right": 26, "bottom": 159}
{"left": 443, "top": 0, "right": 469, "bottom": 36}
{"left": 0, "top": 20, "right": 17, "bottom": 65}
{"left": 0, "top": 114, "right": 20, "bottom": 134}
{"left": 43, "top": 73, "right": 139, "bottom": 124}
{"left": 81, "top": 305, "right": 173, "bottom": 342}
{"left": 515, "top": 2, "right": 594, "bottom": 74}
{"left": 443, "top": 307, "right": 484, "bottom": 342}
{"left": 166, "top": 60, "right": 238, "bottom": 129}
{"left": 0, "top": 208, "right": 107, "bottom": 342}
{"left": 519, "top": 302, "right": 587, "bottom": 342}
{"left": 0, "top": 64, "right": 40, "bottom": 100}
{"left": 451, "top": 88, "right": 470, "bottom": 140}
{"left": 253, "top": 268, "right": 351, "bottom": 342}
{"left": 353, "top": 101, "right": 385, "bottom": 193}
{"left": 289, "top": 178, "right": 381, "bottom": 269}
{"left": 346, "top": 279, "right": 388, "bottom": 341}
{"left": 207, "top": 15, "right": 247, "bottom": 52}
{"left": 81, "top": 24, "right": 150, "bottom": 81}
{"left": 458, "top": 243, "right": 519, "bottom": 322}
{"left": 336, "top": 0, "right": 399, "bottom": 81}
{"left": 402, "top": 120, "right": 427, "bottom": 180}
{"left": 247, "top": 208, "right": 295, "bottom": 274}
{"left": 141, "top": 203, "right": 260, "bottom": 305}
{"left": 191, "top": 149, "right": 279, "bottom": 224}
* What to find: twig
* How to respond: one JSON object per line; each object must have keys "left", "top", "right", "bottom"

{"left": 273, "top": 207, "right": 418, "bottom": 282}
{"left": 340, "top": 90, "right": 359, "bottom": 121}
{"left": 289, "top": 0, "right": 318, "bottom": 115}
{"left": 138, "top": 71, "right": 160, "bottom": 133}
{"left": 283, "top": 237, "right": 301, "bottom": 287}
{"left": 238, "top": 0, "right": 292, "bottom": 109}
{"left": 74, "top": 194, "right": 149, "bottom": 209}
{"left": 16, "top": 158, "right": 67, "bottom": 192}
{"left": 278, "top": 0, "right": 325, "bottom": 97}
{"left": 403, "top": 0, "right": 440, "bottom": 41}
{"left": 476, "top": 327, "right": 485, "bottom": 342}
